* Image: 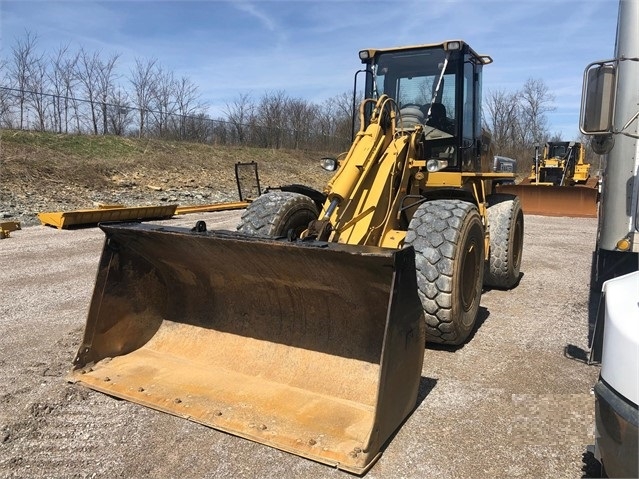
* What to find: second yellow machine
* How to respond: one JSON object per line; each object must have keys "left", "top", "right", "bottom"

{"left": 70, "top": 40, "right": 524, "bottom": 474}
{"left": 498, "top": 141, "right": 600, "bottom": 217}
{"left": 526, "top": 141, "right": 592, "bottom": 186}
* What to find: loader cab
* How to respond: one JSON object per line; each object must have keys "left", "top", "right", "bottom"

{"left": 547, "top": 142, "right": 570, "bottom": 159}
{"left": 359, "top": 40, "right": 492, "bottom": 172}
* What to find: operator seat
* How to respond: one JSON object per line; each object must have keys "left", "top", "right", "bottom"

{"left": 398, "top": 105, "right": 424, "bottom": 129}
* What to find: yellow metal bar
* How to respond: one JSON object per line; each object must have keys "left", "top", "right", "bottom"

{"left": 174, "top": 201, "right": 249, "bottom": 215}
{"left": 38, "top": 205, "right": 177, "bottom": 229}
{"left": 97, "top": 203, "right": 125, "bottom": 209}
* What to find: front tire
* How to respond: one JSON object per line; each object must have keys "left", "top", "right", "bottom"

{"left": 237, "top": 191, "right": 319, "bottom": 237}
{"left": 484, "top": 194, "right": 524, "bottom": 289}
{"left": 405, "top": 200, "right": 485, "bottom": 345}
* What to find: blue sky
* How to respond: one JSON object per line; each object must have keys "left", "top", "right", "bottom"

{"left": 1, "top": 0, "right": 620, "bottom": 139}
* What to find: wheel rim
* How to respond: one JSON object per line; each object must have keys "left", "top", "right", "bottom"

{"left": 461, "top": 237, "right": 480, "bottom": 314}
{"left": 282, "top": 210, "right": 316, "bottom": 237}
{"left": 512, "top": 213, "right": 524, "bottom": 268}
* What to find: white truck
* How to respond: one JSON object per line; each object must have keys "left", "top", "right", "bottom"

{"left": 580, "top": 0, "right": 639, "bottom": 476}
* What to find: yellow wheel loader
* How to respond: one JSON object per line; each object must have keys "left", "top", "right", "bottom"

{"left": 497, "top": 141, "right": 600, "bottom": 217}
{"left": 70, "top": 40, "right": 523, "bottom": 474}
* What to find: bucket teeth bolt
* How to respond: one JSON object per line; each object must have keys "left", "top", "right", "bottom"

{"left": 308, "top": 438, "right": 316, "bottom": 446}
{"left": 350, "top": 447, "right": 363, "bottom": 458}
{"left": 174, "top": 398, "right": 182, "bottom": 404}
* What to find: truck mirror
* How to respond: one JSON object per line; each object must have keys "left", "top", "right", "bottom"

{"left": 580, "top": 62, "right": 616, "bottom": 134}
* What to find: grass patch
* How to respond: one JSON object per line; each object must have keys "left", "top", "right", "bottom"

{"left": 1, "top": 129, "right": 335, "bottom": 195}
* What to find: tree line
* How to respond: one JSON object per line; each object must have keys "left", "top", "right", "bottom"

{"left": 2, "top": 31, "right": 578, "bottom": 169}
{"left": 0, "top": 32, "right": 355, "bottom": 152}
{"left": 483, "top": 79, "right": 598, "bottom": 172}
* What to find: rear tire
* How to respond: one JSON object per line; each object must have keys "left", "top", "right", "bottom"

{"left": 405, "top": 200, "right": 485, "bottom": 345}
{"left": 237, "top": 191, "right": 319, "bottom": 237}
{"left": 484, "top": 194, "right": 524, "bottom": 289}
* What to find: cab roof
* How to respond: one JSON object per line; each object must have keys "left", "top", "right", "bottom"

{"left": 359, "top": 40, "right": 492, "bottom": 65}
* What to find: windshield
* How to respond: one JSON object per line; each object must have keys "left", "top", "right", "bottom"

{"left": 371, "top": 48, "right": 457, "bottom": 131}
{"left": 549, "top": 144, "right": 568, "bottom": 158}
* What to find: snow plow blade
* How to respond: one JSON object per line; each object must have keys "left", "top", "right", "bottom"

{"left": 70, "top": 222, "right": 425, "bottom": 474}
{"left": 496, "top": 183, "right": 599, "bottom": 217}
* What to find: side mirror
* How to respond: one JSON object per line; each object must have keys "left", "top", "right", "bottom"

{"left": 580, "top": 61, "right": 616, "bottom": 135}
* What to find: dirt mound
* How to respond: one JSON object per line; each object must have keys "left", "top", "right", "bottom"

{"left": 0, "top": 130, "right": 334, "bottom": 226}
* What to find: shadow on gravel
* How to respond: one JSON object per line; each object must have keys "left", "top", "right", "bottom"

{"left": 416, "top": 376, "right": 438, "bottom": 408}
{"left": 482, "top": 271, "right": 525, "bottom": 293}
{"left": 372, "top": 376, "right": 438, "bottom": 469}
{"left": 425, "top": 306, "right": 490, "bottom": 353}
{"left": 563, "top": 344, "right": 591, "bottom": 364}
{"left": 581, "top": 449, "right": 604, "bottom": 478}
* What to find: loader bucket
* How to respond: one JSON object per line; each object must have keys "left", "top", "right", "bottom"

{"left": 70, "top": 222, "right": 425, "bottom": 474}
{"left": 496, "top": 183, "right": 599, "bottom": 217}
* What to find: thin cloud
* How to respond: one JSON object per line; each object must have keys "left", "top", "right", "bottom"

{"left": 231, "top": 0, "right": 277, "bottom": 31}
{"left": 229, "top": 0, "right": 288, "bottom": 46}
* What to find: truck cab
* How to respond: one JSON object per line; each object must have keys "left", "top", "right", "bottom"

{"left": 591, "top": 272, "right": 639, "bottom": 477}
{"left": 580, "top": 1, "right": 639, "bottom": 476}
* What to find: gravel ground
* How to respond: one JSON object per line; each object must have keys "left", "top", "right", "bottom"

{"left": 0, "top": 211, "right": 601, "bottom": 479}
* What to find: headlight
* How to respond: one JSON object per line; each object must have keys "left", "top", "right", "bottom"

{"left": 426, "top": 159, "right": 448, "bottom": 172}
{"left": 320, "top": 157, "right": 338, "bottom": 171}
{"left": 445, "top": 41, "right": 461, "bottom": 51}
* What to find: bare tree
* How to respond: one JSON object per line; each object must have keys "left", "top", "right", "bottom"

{"left": 49, "top": 45, "right": 68, "bottom": 133}
{"left": 316, "top": 98, "right": 337, "bottom": 145}
{"left": 326, "top": 91, "right": 357, "bottom": 142}
{"left": 287, "top": 98, "right": 316, "bottom": 149}
{"left": 0, "top": 57, "right": 13, "bottom": 127}
{"left": 174, "top": 76, "right": 204, "bottom": 140}
{"left": 519, "top": 78, "right": 555, "bottom": 146}
{"left": 96, "top": 52, "right": 120, "bottom": 134}
{"left": 25, "top": 52, "right": 48, "bottom": 130}
{"left": 482, "top": 78, "right": 557, "bottom": 173}
{"left": 54, "top": 49, "right": 83, "bottom": 133}
{"left": 224, "top": 92, "right": 254, "bottom": 144}
{"left": 48, "top": 44, "right": 79, "bottom": 133}
{"left": 75, "top": 49, "right": 102, "bottom": 134}
{"left": 106, "top": 87, "right": 133, "bottom": 135}
{"left": 184, "top": 112, "right": 212, "bottom": 142}
{"left": 8, "top": 31, "right": 39, "bottom": 129}
{"left": 129, "top": 58, "right": 158, "bottom": 138}
{"left": 211, "top": 116, "right": 229, "bottom": 145}
{"left": 255, "top": 90, "right": 288, "bottom": 148}
{"left": 484, "top": 88, "right": 521, "bottom": 153}
{"left": 149, "top": 66, "right": 175, "bottom": 137}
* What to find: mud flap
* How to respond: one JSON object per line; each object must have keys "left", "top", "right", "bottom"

{"left": 496, "top": 184, "right": 599, "bottom": 218}
{"left": 69, "top": 223, "right": 425, "bottom": 474}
